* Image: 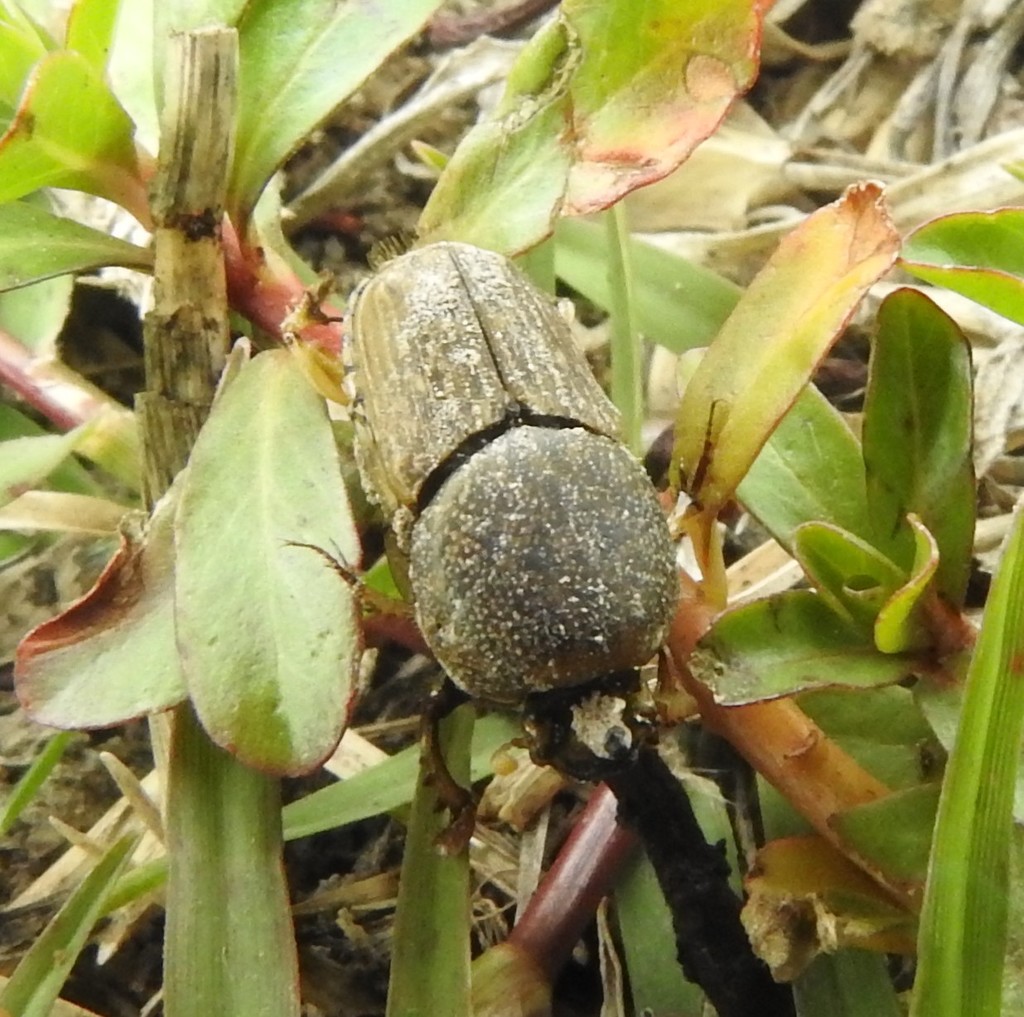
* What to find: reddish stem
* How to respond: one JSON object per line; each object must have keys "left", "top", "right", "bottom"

{"left": 221, "top": 220, "right": 343, "bottom": 353}
{"left": 507, "top": 783, "right": 637, "bottom": 980}
{"left": 0, "top": 325, "right": 115, "bottom": 430}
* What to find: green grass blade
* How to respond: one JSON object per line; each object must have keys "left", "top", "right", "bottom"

{"left": 0, "top": 834, "right": 135, "bottom": 1017}
{"left": 615, "top": 848, "right": 705, "bottom": 1016}
{"left": 163, "top": 706, "right": 300, "bottom": 1017}
{"left": 387, "top": 705, "right": 474, "bottom": 1017}
{"left": 554, "top": 216, "right": 739, "bottom": 353}
{"left": 0, "top": 730, "right": 74, "bottom": 834}
{"left": 794, "top": 951, "right": 902, "bottom": 1017}
{"left": 605, "top": 204, "right": 642, "bottom": 453}
{"left": 911, "top": 507, "right": 1024, "bottom": 1017}
{"left": 282, "top": 712, "right": 520, "bottom": 840}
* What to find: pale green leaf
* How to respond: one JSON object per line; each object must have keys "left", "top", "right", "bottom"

{"left": 175, "top": 349, "right": 360, "bottom": 775}
{"left": 227, "top": 0, "right": 445, "bottom": 228}
{"left": 387, "top": 705, "right": 473, "bottom": 1017}
{"left": 738, "top": 384, "right": 873, "bottom": 549}
{"left": 0, "top": 425, "right": 87, "bottom": 506}
{"left": 66, "top": 0, "right": 120, "bottom": 70}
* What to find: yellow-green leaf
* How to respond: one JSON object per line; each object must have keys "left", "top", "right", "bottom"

{"left": 675, "top": 182, "right": 899, "bottom": 514}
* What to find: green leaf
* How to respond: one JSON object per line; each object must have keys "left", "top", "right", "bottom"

{"left": 793, "top": 521, "right": 907, "bottom": 632}
{"left": 794, "top": 951, "right": 903, "bottom": 1017}
{"left": 420, "top": 0, "right": 767, "bottom": 252}
{"left": 107, "top": 0, "right": 157, "bottom": 152}
{"left": 1004, "top": 827, "right": 1024, "bottom": 1011}
{"left": 282, "top": 712, "right": 520, "bottom": 840}
{"left": 66, "top": 0, "right": 120, "bottom": 70}
{"left": 0, "top": 0, "right": 51, "bottom": 108}
{"left": 0, "top": 834, "right": 135, "bottom": 1017}
{"left": 0, "top": 200, "right": 151, "bottom": 292}
{"left": 553, "top": 216, "right": 740, "bottom": 353}
{"left": 799, "top": 686, "right": 944, "bottom": 792}
{"left": 862, "top": 288, "right": 974, "bottom": 604}
{"left": 675, "top": 183, "right": 899, "bottom": 514}
{"left": 15, "top": 495, "right": 187, "bottom": 727}
{"left": 912, "top": 507, "right": 1024, "bottom": 1017}
{"left": 737, "top": 383, "right": 873, "bottom": 549}
{"left": 832, "top": 784, "right": 939, "bottom": 884}
{"left": 387, "top": 704, "right": 473, "bottom": 1017}
{"left": 152, "top": 0, "right": 256, "bottom": 112}
{"left": 0, "top": 405, "right": 104, "bottom": 494}
{"left": 873, "top": 517, "right": 938, "bottom": 654}
{"left": 0, "top": 50, "right": 147, "bottom": 218}
{"left": 0, "top": 403, "right": 113, "bottom": 493}
{"left": 226, "top": 0, "right": 445, "bottom": 228}
{"left": 0, "top": 271, "right": 74, "bottom": 350}
{"left": 690, "top": 590, "right": 917, "bottom": 705}
{"left": 175, "top": 349, "right": 360, "bottom": 776}
{"left": 604, "top": 204, "right": 643, "bottom": 452}
{"left": 901, "top": 208, "right": 1024, "bottom": 326}
{"left": 616, "top": 851, "right": 705, "bottom": 1016}
{"left": 0, "top": 424, "right": 90, "bottom": 506}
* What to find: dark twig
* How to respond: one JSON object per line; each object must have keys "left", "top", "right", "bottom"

{"left": 606, "top": 745, "right": 793, "bottom": 1017}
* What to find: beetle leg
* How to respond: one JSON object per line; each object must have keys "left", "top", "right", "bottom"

{"left": 421, "top": 679, "right": 477, "bottom": 854}
{"left": 284, "top": 541, "right": 411, "bottom": 617}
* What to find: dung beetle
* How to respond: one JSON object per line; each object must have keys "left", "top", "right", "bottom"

{"left": 345, "top": 242, "right": 678, "bottom": 717}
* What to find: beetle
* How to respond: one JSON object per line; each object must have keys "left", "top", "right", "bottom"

{"left": 345, "top": 241, "right": 679, "bottom": 713}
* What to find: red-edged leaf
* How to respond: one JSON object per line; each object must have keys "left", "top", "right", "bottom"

{"left": 15, "top": 494, "right": 187, "bottom": 728}
{"left": 419, "top": 0, "right": 768, "bottom": 253}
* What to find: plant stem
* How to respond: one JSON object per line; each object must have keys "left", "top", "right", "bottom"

{"left": 667, "top": 577, "right": 921, "bottom": 909}
{"left": 137, "top": 28, "right": 301, "bottom": 1017}
{"left": 506, "top": 782, "right": 637, "bottom": 980}
{"left": 163, "top": 704, "right": 299, "bottom": 1016}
